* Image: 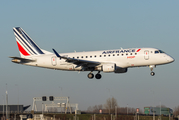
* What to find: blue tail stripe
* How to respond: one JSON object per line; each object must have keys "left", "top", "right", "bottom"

{"left": 17, "top": 28, "right": 44, "bottom": 54}
{"left": 14, "top": 29, "right": 37, "bottom": 55}
{"left": 15, "top": 36, "right": 34, "bottom": 55}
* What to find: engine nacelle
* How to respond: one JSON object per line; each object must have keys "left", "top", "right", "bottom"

{"left": 114, "top": 67, "right": 128, "bottom": 73}
{"left": 102, "top": 64, "right": 116, "bottom": 72}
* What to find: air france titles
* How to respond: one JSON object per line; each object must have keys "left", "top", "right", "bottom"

{"left": 102, "top": 49, "right": 136, "bottom": 54}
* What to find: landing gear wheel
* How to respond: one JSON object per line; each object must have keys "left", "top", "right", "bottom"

{"left": 95, "top": 74, "right": 102, "bottom": 79}
{"left": 150, "top": 72, "right": 155, "bottom": 76}
{"left": 88, "top": 73, "right": 94, "bottom": 79}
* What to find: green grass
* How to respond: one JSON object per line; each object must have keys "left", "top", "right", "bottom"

{"left": 44, "top": 113, "right": 172, "bottom": 120}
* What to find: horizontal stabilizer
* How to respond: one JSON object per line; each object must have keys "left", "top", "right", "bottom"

{"left": 9, "top": 56, "right": 36, "bottom": 63}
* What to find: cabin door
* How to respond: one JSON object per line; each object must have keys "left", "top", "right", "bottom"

{"left": 51, "top": 56, "right": 57, "bottom": 66}
{"left": 144, "top": 50, "right": 149, "bottom": 60}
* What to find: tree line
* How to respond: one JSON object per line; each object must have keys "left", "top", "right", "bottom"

{"left": 86, "top": 97, "right": 179, "bottom": 116}
{"left": 86, "top": 97, "right": 142, "bottom": 114}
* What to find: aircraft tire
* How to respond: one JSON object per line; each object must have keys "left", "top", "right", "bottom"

{"left": 150, "top": 72, "right": 155, "bottom": 76}
{"left": 88, "top": 73, "right": 94, "bottom": 79}
{"left": 95, "top": 74, "right": 102, "bottom": 79}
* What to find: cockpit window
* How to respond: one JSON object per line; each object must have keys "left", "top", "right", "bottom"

{"left": 155, "top": 50, "right": 165, "bottom": 54}
{"left": 159, "top": 50, "right": 165, "bottom": 53}
{"left": 155, "top": 51, "right": 159, "bottom": 54}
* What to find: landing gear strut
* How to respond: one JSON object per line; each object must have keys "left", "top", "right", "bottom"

{"left": 149, "top": 65, "right": 156, "bottom": 76}
{"left": 87, "top": 71, "right": 102, "bottom": 79}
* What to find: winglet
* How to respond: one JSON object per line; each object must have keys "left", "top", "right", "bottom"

{"left": 52, "top": 49, "right": 61, "bottom": 59}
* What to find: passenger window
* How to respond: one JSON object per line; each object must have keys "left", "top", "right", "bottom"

{"left": 104, "top": 55, "right": 106, "bottom": 57}
{"left": 100, "top": 55, "right": 102, "bottom": 57}
{"left": 86, "top": 56, "right": 88, "bottom": 58}
{"left": 108, "top": 55, "right": 110, "bottom": 57}
{"left": 126, "top": 53, "right": 128, "bottom": 56}
{"left": 113, "top": 54, "right": 115, "bottom": 56}
{"left": 117, "top": 54, "right": 119, "bottom": 56}
{"left": 94, "top": 55, "right": 96, "bottom": 57}
{"left": 130, "top": 53, "right": 132, "bottom": 55}
{"left": 121, "top": 54, "right": 124, "bottom": 56}
{"left": 81, "top": 56, "right": 83, "bottom": 58}
{"left": 90, "top": 56, "right": 92, "bottom": 58}
{"left": 73, "top": 57, "right": 75, "bottom": 59}
{"left": 77, "top": 57, "right": 79, "bottom": 59}
{"left": 135, "top": 53, "right": 137, "bottom": 55}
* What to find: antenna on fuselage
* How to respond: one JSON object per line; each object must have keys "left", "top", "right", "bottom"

{"left": 120, "top": 47, "right": 123, "bottom": 49}
{"left": 74, "top": 50, "right": 76, "bottom": 53}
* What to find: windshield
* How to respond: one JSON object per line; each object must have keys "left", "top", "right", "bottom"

{"left": 159, "top": 50, "right": 165, "bottom": 53}
{"left": 155, "top": 50, "right": 159, "bottom": 54}
{"left": 155, "top": 50, "right": 165, "bottom": 54}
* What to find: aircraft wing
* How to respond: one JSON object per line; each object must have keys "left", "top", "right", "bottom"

{"left": 52, "top": 49, "right": 101, "bottom": 67}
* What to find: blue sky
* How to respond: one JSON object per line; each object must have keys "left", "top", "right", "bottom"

{"left": 0, "top": 1, "right": 178, "bottom": 111}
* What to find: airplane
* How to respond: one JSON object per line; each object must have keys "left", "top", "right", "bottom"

{"left": 10, "top": 27, "right": 174, "bottom": 79}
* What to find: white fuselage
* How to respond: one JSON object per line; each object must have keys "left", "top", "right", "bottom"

{"left": 22, "top": 48, "right": 174, "bottom": 72}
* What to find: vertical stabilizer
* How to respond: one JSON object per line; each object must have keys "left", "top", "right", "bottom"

{"left": 13, "top": 27, "right": 44, "bottom": 57}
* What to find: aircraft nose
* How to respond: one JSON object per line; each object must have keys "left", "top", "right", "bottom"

{"left": 167, "top": 56, "right": 175, "bottom": 63}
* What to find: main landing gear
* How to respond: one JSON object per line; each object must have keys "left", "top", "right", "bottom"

{"left": 149, "top": 65, "right": 156, "bottom": 76}
{"left": 87, "top": 71, "right": 102, "bottom": 79}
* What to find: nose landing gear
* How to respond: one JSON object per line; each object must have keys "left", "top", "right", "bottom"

{"left": 149, "top": 65, "right": 156, "bottom": 76}
{"left": 150, "top": 72, "right": 155, "bottom": 76}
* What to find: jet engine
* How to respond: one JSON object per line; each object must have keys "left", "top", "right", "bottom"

{"left": 102, "top": 64, "right": 116, "bottom": 72}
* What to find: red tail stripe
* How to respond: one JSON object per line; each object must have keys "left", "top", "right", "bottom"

{"left": 16, "top": 41, "right": 30, "bottom": 56}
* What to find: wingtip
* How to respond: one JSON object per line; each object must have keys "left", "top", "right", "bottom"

{"left": 52, "top": 48, "right": 61, "bottom": 58}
